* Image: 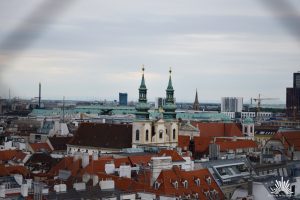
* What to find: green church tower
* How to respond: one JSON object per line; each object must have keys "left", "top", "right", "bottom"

{"left": 135, "top": 67, "right": 150, "bottom": 120}
{"left": 163, "top": 69, "right": 177, "bottom": 119}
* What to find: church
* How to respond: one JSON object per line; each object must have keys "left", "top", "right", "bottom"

{"left": 132, "top": 68, "right": 178, "bottom": 149}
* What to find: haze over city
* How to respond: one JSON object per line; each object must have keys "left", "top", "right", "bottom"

{"left": 0, "top": 0, "right": 300, "bottom": 102}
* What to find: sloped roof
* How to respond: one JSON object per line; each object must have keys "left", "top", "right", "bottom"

{"left": 29, "top": 142, "right": 52, "bottom": 153}
{"left": 178, "top": 135, "right": 190, "bottom": 151}
{"left": 157, "top": 149, "right": 185, "bottom": 162}
{"left": 192, "top": 122, "right": 242, "bottom": 137}
{"left": 0, "top": 150, "right": 27, "bottom": 162}
{"left": 155, "top": 167, "right": 224, "bottom": 199}
{"left": 68, "top": 123, "right": 132, "bottom": 149}
{"left": 271, "top": 131, "right": 300, "bottom": 151}
{"left": 187, "top": 136, "right": 257, "bottom": 154}
{"left": 48, "top": 136, "right": 72, "bottom": 151}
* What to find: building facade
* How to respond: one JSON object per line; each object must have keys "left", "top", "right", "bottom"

{"left": 286, "top": 72, "right": 300, "bottom": 119}
{"left": 119, "top": 93, "right": 128, "bottom": 106}
{"left": 221, "top": 97, "right": 243, "bottom": 112}
{"left": 132, "top": 68, "right": 178, "bottom": 149}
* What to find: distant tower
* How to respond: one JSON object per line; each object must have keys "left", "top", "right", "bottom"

{"left": 119, "top": 93, "right": 128, "bottom": 106}
{"left": 38, "top": 82, "right": 41, "bottom": 108}
{"left": 193, "top": 89, "right": 200, "bottom": 111}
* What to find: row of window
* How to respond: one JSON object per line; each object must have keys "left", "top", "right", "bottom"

{"left": 135, "top": 129, "right": 177, "bottom": 141}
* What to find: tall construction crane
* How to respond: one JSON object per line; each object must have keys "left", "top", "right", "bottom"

{"left": 251, "top": 94, "right": 279, "bottom": 113}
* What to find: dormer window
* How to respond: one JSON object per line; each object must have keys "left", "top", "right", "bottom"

{"left": 194, "top": 178, "right": 200, "bottom": 186}
{"left": 204, "top": 191, "right": 209, "bottom": 197}
{"left": 154, "top": 181, "right": 160, "bottom": 190}
{"left": 193, "top": 193, "right": 199, "bottom": 198}
{"left": 182, "top": 180, "right": 188, "bottom": 188}
{"left": 206, "top": 176, "right": 212, "bottom": 185}
{"left": 172, "top": 180, "right": 178, "bottom": 189}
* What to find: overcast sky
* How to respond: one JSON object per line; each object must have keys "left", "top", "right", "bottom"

{"left": 0, "top": 0, "right": 300, "bottom": 103}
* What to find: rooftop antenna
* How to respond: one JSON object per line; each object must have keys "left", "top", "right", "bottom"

{"left": 8, "top": 88, "right": 11, "bottom": 101}
{"left": 38, "top": 82, "right": 41, "bottom": 108}
{"left": 62, "top": 96, "right": 65, "bottom": 123}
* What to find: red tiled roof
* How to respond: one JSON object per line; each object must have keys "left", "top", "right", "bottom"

{"left": 155, "top": 167, "right": 224, "bottom": 199}
{"left": 0, "top": 164, "right": 29, "bottom": 177}
{"left": 192, "top": 122, "right": 242, "bottom": 137}
{"left": 271, "top": 131, "right": 300, "bottom": 151}
{"left": 157, "top": 149, "right": 185, "bottom": 162}
{"left": 128, "top": 155, "right": 153, "bottom": 166}
{"left": 6, "top": 165, "right": 29, "bottom": 177}
{"left": 192, "top": 136, "right": 257, "bottom": 154}
{"left": 0, "top": 164, "right": 9, "bottom": 176}
{"left": 215, "top": 138, "right": 257, "bottom": 151}
{"left": 0, "top": 150, "right": 19, "bottom": 161}
{"left": 178, "top": 135, "right": 190, "bottom": 151}
{"left": 29, "top": 142, "right": 52, "bottom": 153}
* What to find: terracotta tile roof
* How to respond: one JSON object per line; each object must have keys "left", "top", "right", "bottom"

{"left": 0, "top": 164, "right": 29, "bottom": 177}
{"left": 68, "top": 123, "right": 132, "bottom": 149}
{"left": 0, "top": 150, "right": 19, "bottom": 162}
{"left": 215, "top": 138, "right": 258, "bottom": 151}
{"left": 271, "top": 131, "right": 300, "bottom": 151}
{"left": 0, "top": 150, "right": 27, "bottom": 164}
{"left": 0, "top": 164, "right": 9, "bottom": 176}
{"left": 154, "top": 167, "right": 224, "bottom": 199}
{"left": 6, "top": 165, "right": 29, "bottom": 177}
{"left": 128, "top": 155, "right": 153, "bottom": 166}
{"left": 190, "top": 136, "right": 257, "bottom": 154}
{"left": 29, "top": 142, "right": 52, "bottom": 153}
{"left": 157, "top": 149, "right": 185, "bottom": 162}
{"left": 192, "top": 122, "right": 242, "bottom": 137}
{"left": 178, "top": 135, "right": 190, "bottom": 151}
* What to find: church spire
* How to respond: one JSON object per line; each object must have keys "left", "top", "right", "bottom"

{"left": 139, "top": 66, "right": 146, "bottom": 90}
{"left": 167, "top": 68, "right": 173, "bottom": 91}
{"left": 193, "top": 89, "right": 200, "bottom": 111}
{"left": 135, "top": 66, "right": 150, "bottom": 120}
{"left": 163, "top": 68, "right": 177, "bottom": 120}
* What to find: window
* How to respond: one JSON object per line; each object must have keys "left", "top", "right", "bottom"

{"left": 182, "top": 180, "right": 188, "bottom": 188}
{"left": 250, "top": 126, "right": 253, "bottom": 133}
{"left": 206, "top": 177, "right": 211, "bottom": 185}
{"left": 154, "top": 181, "right": 160, "bottom": 189}
{"left": 244, "top": 126, "right": 248, "bottom": 133}
{"left": 194, "top": 178, "right": 200, "bottom": 186}
{"left": 136, "top": 130, "right": 140, "bottom": 141}
{"left": 173, "top": 129, "right": 176, "bottom": 140}
{"left": 172, "top": 180, "right": 178, "bottom": 189}
{"left": 146, "top": 130, "right": 149, "bottom": 141}
{"left": 159, "top": 130, "right": 163, "bottom": 139}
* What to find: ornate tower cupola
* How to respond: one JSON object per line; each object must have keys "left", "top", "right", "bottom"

{"left": 135, "top": 67, "right": 150, "bottom": 120}
{"left": 193, "top": 89, "right": 200, "bottom": 111}
{"left": 163, "top": 68, "right": 177, "bottom": 119}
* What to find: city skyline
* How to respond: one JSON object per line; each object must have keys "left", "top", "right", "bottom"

{"left": 0, "top": 0, "right": 300, "bottom": 103}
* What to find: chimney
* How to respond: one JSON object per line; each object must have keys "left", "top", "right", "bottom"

{"left": 150, "top": 156, "right": 172, "bottom": 186}
{"left": 82, "top": 153, "right": 89, "bottom": 168}
{"left": 248, "top": 178, "right": 253, "bottom": 196}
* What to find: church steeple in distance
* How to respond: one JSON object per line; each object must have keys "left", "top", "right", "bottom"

{"left": 193, "top": 89, "right": 200, "bottom": 111}
{"left": 135, "top": 66, "right": 150, "bottom": 120}
{"left": 163, "top": 68, "right": 177, "bottom": 120}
